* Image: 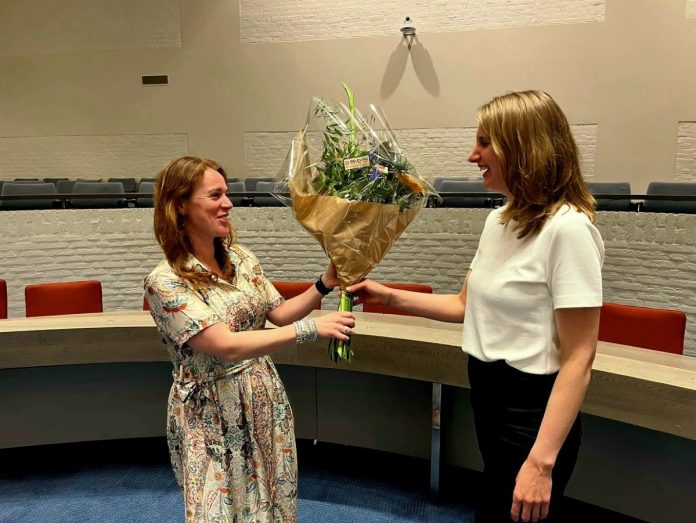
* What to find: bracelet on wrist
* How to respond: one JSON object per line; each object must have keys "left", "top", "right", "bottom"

{"left": 293, "top": 318, "right": 318, "bottom": 344}
{"left": 315, "top": 276, "right": 332, "bottom": 296}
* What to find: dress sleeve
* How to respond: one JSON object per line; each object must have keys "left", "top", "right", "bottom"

{"left": 548, "top": 216, "right": 605, "bottom": 309}
{"left": 144, "top": 271, "right": 223, "bottom": 348}
{"left": 264, "top": 278, "right": 284, "bottom": 311}
{"left": 234, "top": 245, "right": 284, "bottom": 311}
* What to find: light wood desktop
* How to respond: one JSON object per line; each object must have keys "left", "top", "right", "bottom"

{"left": 1, "top": 310, "right": 694, "bottom": 440}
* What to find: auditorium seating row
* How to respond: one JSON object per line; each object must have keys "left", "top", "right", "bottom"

{"left": 432, "top": 178, "right": 696, "bottom": 212}
{"left": 0, "top": 177, "right": 283, "bottom": 210}
{"left": 4, "top": 177, "right": 696, "bottom": 212}
{"left": 0, "top": 278, "right": 686, "bottom": 355}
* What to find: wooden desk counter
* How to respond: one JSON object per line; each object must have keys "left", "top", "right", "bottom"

{"left": 1, "top": 310, "right": 695, "bottom": 440}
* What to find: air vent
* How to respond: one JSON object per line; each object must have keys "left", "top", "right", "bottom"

{"left": 141, "top": 75, "right": 169, "bottom": 86}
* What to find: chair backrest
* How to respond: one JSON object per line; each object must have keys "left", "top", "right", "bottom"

{"left": 0, "top": 182, "right": 57, "bottom": 210}
{"left": 363, "top": 283, "right": 433, "bottom": 316}
{"left": 271, "top": 281, "right": 321, "bottom": 310}
{"left": 253, "top": 181, "right": 282, "bottom": 207}
{"left": 642, "top": 182, "right": 696, "bottom": 214}
{"left": 587, "top": 182, "right": 632, "bottom": 211}
{"left": 0, "top": 279, "right": 7, "bottom": 319}
{"left": 135, "top": 181, "right": 155, "bottom": 208}
{"left": 228, "top": 181, "right": 246, "bottom": 207}
{"left": 107, "top": 177, "right": 137, "bottom": 192}
{"left": 25, "top": 280, "right": 103, "bottom": 317}
{"left": 57, "top": 180, "right": 77, "bottom": 193}
{"left": 598, "top": 302, "right": 686, "bottom": 354}
{"left": 433, "top": 176, "right": 470, "bottom": 192}
{"left": 43, "top": 177, "right": 69, "bottom": 187}
{"left": 71, "top": 181, "right": 125, "bottom": 208}
{"left": 138, "top": 178, "right": 157, "bottom": 189}
{"left": 244, "top": 177, "right": 275, "bottom": 192}
{"left": 437, "top": 180, "right": 492, "bottom": 208}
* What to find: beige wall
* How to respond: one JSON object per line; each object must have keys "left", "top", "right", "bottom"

{"left": 0, "top": 0, "right": 695, "bottom": 189}
{"left": 1, "top": 1, "right": 695, "bottom": 346}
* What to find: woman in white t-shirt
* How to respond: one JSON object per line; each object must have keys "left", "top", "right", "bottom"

{"left": 349, "top": 90, "right": 604, "bottom": 523}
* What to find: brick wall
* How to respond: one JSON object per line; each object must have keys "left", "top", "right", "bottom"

{"left": 1, "top": 207, "right": 694, "bottom": 357}
{"left": 688, "top": 1, "right": 696, "bottom": 18}
{"left": 240, "top": 0, "right": 605, "bottom": 43}
{"left": 675, "top": 123, "right": 696, "bottom": 181}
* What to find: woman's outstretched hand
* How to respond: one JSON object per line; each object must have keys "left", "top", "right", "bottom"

{"left": 315, "top": 311, "right": 356, "bottom": 341}
{"left": 347, "top": 279, "right": 393, "bottom": 308}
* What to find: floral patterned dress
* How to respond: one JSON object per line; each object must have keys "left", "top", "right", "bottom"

{"left": 144, "top": 244, "right": 296, "bottom": 523}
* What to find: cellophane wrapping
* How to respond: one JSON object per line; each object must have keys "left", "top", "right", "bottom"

{"left": 275, "top": 85, "right": 437, "bottom": 361}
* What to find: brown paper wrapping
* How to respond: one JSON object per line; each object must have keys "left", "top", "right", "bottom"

{"left": 288, "top": 130, "right": 422, "bottom": 288}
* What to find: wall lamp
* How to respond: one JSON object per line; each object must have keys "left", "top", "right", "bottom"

{"left": 400, "top": 16, "right": 416, "bottom": 49}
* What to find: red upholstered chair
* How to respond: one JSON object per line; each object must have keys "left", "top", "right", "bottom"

{"left": 143, "top": 296, "right": 150, "bottom": 311}
{"left": 363, "top": 283, "right": 433, "bottom": 316}
{"left": 271, "top": 281, "right": 321, "bottom": 310}
{"left": 25, "top": 280, "right": 103, "bottom": 317}
{"left": 598, "top": 302, "right": 686, "bottom": 355}
{"left": 0, "top": 279, "right": 7, "bottom": 319}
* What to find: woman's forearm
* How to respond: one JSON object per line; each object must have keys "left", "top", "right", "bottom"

{"left": 388, "top": 290, "right": 466, "bottom": 323}
{"left": 187, "top": 322, "right": 299, "bottom": 362}
{"left": 527, "top": 355, "right": 593, "bottom": 470}
{"left": 267, "top": 286, "right": 324, "bottom": 326}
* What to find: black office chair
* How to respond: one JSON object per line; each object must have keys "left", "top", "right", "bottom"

{"left": 642, "top": 182, "right": 696, "bottom": 214}
{"left": 587, "top": 182, "right": 632, "bottom": 211}
{"left": 70, "top": 182, "right": 126, "bottom": 208}
{"left": 253, "top": 181, "right": 283, "bottom": 207}
{"left": 433, "top": 176, "right": 470, "bottom": 192}
{"left": 43, "top": 178, "right": 69, "bottom": 188}
{"left": 56, "top": 180, "right": 77, "bottom": 193}
{"left": 228, "top": 181, "right": 246, "bottom": 207}
{"left": 108, "top": 177, "right": 138, "bottom": 193}
{"left": 0, "top": 182, "right": 57, "bottom": 210}
{"left": 135, "top": 181, "right": 155, "bottom": 208}
{"left": 437, "top": 180, "right": 493, "bottom": 208}
{"left": 244, "top": 177, "right": 275, "bottom": 192}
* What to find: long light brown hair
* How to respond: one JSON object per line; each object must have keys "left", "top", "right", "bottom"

{"left": 477, "top": 90, "right": 595, "bottom": 239}
{"left": 153, "top": 155, "right": 236, "bottom": 288}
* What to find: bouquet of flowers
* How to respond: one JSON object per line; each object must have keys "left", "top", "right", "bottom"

{"left": 276, "top": 83, "right": 435, "bottom": 362}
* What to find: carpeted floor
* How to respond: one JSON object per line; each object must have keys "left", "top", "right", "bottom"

{"left": 0, "top": 438, "right": 643, "bottom": 522}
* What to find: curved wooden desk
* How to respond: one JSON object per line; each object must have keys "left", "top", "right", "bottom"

{"left": 1, "top": 310, "right": 694, "bottom": 440}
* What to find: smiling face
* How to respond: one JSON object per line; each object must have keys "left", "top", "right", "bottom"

{"left": 180, "top": 167, "right": 232, "bottom": 241}
{"left": 468, "top": 126, "right": 510, "bottom": 198}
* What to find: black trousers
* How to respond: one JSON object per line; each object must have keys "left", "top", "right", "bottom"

{"left": 468, "top": 356, "right": 582, "bottom": 523}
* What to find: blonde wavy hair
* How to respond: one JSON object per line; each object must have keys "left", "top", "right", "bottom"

{"left": 153, "top": 155, "right": 236, "bottom": 288}
{"left": 477, "top": 90, "right": 595, "bottom": 239}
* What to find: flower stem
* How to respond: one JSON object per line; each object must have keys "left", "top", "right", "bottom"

{"left": 328, "top": 290, "right": 354, "bottom": 363}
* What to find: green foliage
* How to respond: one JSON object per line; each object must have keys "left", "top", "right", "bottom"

{"left": 311, "top": 84, "right": 425, "bottom": 211}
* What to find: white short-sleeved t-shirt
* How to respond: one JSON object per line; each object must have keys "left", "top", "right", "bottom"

{"left": 463, "top": 204, "right": 604, "bottom": 374}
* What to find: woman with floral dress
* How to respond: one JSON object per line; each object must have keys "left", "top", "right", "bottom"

{"left": 144, "top": 155, "right": 355, "bottom": 523}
